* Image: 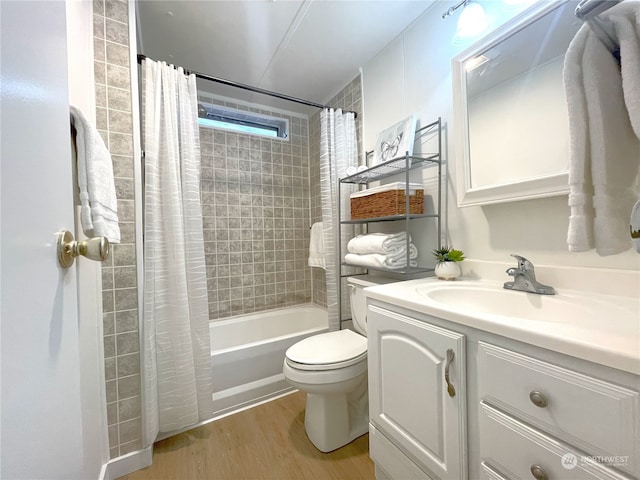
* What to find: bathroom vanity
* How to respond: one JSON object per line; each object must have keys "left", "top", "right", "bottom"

{"left": 365, "top": 271, "right": 640, "bottom": 480}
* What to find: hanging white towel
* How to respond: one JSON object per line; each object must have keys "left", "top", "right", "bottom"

{"left": 70, "top": 105, "right": 120, "bottom": 243}
{"left": 308, "top": 222, "right": 325, "bottom": 269}
{"left": 564, "top": 10, "right": 640, "bottom": 256}
{"left": 347, "top": 232, "right": 411, "bottom": 254}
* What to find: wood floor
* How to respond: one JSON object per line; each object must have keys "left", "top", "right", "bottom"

{"left": 120, "top": 391, "right": 375, "bottom": 480}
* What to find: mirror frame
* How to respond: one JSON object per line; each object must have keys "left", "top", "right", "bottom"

{"left": 452, "top": 0, "right": 571, "bottom": 207}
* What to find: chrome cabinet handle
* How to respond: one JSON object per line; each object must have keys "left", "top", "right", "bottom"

{"left": 444, "top": 348, "right": 456, "bottom": 397}
{"left": 529, "top": 390, "right": 548, "bottom": 408}
{"left": 530, "top": 464, "right": 548, "bottom": 480}
{"left": 57, "top": 230, "right": 109, "bottom": 268}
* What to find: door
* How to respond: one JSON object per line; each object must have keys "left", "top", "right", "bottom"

{"left": 368, "top": 304, "right": 467, "bottom": 480}
{"left": 1, "top": 1, "right": 106, "bottom": 478}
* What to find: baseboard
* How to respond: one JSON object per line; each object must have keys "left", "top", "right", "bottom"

{"left": 100, "top": 446, "right": 153, "bottom": 480}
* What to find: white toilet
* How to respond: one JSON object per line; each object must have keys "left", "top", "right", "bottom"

{"left": 283, "top": 276, "right": 380, "bottom": 452}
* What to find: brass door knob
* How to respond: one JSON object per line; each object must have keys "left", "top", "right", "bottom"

{"left": 57, "top": 230, "right": 109, "bottom": 268}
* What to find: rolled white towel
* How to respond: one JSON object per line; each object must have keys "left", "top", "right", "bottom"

{"left": 347, "top": 232, "right": 411, "bottom": 254}
{"left": 344, "top": 252, "right": 417, "bottom": 270}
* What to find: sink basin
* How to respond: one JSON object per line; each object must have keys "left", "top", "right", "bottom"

{"left": 414, "top": 281, "right": 638, "bottom": 333}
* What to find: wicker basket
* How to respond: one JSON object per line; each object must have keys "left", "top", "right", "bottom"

{"left": 350, "top": 183, "right": 424, "bottom": 219}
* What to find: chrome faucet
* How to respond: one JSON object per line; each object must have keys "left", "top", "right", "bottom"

{"left": 503, "top": 254, "right": 555, "bottom": 295}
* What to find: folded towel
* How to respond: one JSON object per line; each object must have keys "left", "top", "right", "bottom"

{"left": 344, "top": 252, "right": 417, "bottom": 270}
{"left": 347, "top": 232, "right": 412, "bottom": 254}
{"left": 564, "top": 15, "right": 640, "bottom": 255}
{"left": 70, "top": 106, "right": 120, "bottom": 243}
{"left": 308, "top": 222, "right": 325, "bottom": 269}
{"left": 380, "top": 243, "right": 418, "bottom": 262}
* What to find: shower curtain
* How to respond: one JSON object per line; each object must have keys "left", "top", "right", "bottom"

{"left": 141, "top": 59, "right": 213, "bottom": 446}
{"left": 320, "top": 108, "right": 358, "bottom": 331}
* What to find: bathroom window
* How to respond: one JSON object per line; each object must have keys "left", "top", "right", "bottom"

{"left": 197, "top": 102, "right": 289, "bottom": 140}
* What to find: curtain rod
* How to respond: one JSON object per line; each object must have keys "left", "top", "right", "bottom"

{"left": 137, "top": 54, "right": 357, "bottom": 117}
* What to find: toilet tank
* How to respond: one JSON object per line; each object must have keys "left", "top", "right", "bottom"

{"left": 347, "top": 276, "right": 394, "bottom": 336}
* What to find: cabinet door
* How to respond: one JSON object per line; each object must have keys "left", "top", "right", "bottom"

{"left": 368, "top": 304, "right": 467, "bottom": 480}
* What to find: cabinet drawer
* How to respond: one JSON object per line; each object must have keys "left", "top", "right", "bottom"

{"left": 478, "top": 342, "right": 638, "bottom": 476}
{"left": 369, "top": 424, "right": 433, "bottom": 480}
{"left": 480, "top": 403, "right": 632, "bottom": 480}
{"left": 480, "top": 462, "right": 511, "bottom": 480}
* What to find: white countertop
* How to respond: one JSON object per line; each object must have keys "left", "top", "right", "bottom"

{"left": 365, "top": 277, "right": 640, "bottom": 375}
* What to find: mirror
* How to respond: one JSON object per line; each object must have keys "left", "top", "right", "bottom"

{"left": 452, "top": 1, "right": 583, "bottom": 207}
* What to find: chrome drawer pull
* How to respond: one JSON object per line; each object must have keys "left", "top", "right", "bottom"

{"left": 529, "top": 390, "right": 548, "bottom": 408}
{"left": 445, "top": 348, "right": 456, "bottom": 397}
{"left": 530, "top": 464, "right": 548, "bottom": 480}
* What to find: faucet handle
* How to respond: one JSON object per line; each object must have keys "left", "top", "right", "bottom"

{"left": 510, "top": 254, "right": 535, "bottom": 273}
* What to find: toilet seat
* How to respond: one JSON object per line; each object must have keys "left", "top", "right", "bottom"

{"left": 286, "top": 352, "right": 367, "bottom": 371}
{"left": 285, "top": 329, "right": 367, "bottom": 371}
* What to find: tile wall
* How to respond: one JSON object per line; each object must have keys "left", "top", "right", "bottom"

{"left": 93, "top": 0, "right": 142, "bottom": 458}
{"left": 199, "top": 95, "right": 312, "bottom": 320}
{"left": 309, "top": 75, "right": 364, "bottom": 308}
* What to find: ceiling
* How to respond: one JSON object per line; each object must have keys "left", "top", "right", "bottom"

{"left": 136, "top": 0, "right": 435, "bottom": 115}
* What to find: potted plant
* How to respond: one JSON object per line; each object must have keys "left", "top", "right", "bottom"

{"left": 432, "top": 246, "right": 465, "bottom": 280}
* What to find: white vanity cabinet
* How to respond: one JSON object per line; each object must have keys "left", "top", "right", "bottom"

{"left": 366, "top": 297, "right": 640, "bottom": 480}
{"left": 367, "top": 304, "right": 467, "bottom": 480}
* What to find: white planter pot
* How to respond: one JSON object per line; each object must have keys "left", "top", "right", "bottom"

{"left": 435, "top": 261, "right": 461, "bottom": 280}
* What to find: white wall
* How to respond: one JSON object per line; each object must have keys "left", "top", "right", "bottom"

{"left": 362, "top": 0, "right": 639, "bottom": 271}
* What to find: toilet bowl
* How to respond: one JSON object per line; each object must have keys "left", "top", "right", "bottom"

{"left": 283, "top": 276, "right": 382, "bottom": 452}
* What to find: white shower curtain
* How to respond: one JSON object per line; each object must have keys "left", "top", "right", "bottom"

{"left": 320, "top": 108, "right": 358, "bottom": 331}
{"left": 141, "top": 59, "right": 213, "bottom": 446}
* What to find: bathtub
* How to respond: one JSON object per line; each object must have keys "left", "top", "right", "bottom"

{"left": 210, "top": 304, "right": 328, "bottom": 417}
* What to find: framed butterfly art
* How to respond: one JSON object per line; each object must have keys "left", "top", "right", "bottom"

{"left": 373, "top": 115, "right": 417, "bottom": 165}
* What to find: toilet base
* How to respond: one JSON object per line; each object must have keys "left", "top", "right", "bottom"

{"left": 303, "top": 374, "right": 369, "bottom": 452}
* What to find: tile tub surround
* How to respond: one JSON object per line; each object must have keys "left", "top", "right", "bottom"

{"left": 94, "top": 0, "right": 142, "bottom": 458}
{"left": 198, "top": 98, "right": 312, "bottom": 319}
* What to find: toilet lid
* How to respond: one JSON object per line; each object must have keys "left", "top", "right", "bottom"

{"left": 285, "top": 329, "right": 367, "bottom": 368}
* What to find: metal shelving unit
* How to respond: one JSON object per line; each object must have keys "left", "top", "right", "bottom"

{"left": 337, "top": 117, "right": 442, "bottom": 325}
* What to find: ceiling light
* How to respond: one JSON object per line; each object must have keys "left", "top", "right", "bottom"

{"left": 456, "top": 2, "right": 489, "bottom": 39}
{"left": 443, "top": 1, "right": 490, "bottom": 45}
